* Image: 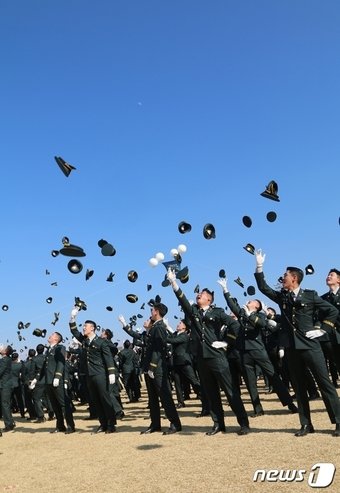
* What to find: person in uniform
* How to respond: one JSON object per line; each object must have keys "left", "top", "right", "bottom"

{"left": 120, "top": 303, "right": 182, "bottom": 435}
{"left": 320, "top": 268, "right": 340, "bottom": 382}
{"left": 0, "top": 344, "right": 15, "bottom": 432}
{"left": 254, "top": 250, "right": 340, "bottom": 437}
{"left": 10, "top": 352, "right": 25, "bottom": 418}
{"left": 167, "top": 268, "right": 250, "bottom": 436}
{"left": 217, "top": 277, "right": 298, "bottom": 417}
{"left": 166, "top": 319, "right": 201, "bottom": 409}
{"left": 69, "top": 306, "right": 117, "bottom": 434}
{"left": 31, "top": 332, "right": 75, "bottom": 434}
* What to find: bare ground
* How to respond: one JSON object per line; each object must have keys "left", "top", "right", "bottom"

{"left": 0, "top": 381, "right": 339, "bottom": 493}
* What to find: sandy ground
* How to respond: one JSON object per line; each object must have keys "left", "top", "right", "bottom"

{"left": 0, "top": 381, "right": 339, "bottom": 493}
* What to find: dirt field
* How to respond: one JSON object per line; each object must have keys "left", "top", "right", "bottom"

{"left": 0, "top": 381, "right": 339, "bottom": 493}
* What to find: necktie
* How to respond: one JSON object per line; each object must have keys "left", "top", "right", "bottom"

{"left": 290, "top": 291, "right": 296, "bottom": 303}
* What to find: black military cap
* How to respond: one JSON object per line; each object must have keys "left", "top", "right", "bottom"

{"left": 260, "top": 180, "right": 280, "bottom": 202}
{"left": 67, "top": 259, "right": 83, "bottom": 274}
{"left": 247, "top": 286, "right": 256, "bottom": 296}
{"left": 234, "top": 277, "right": 245, "bottom": 289}
{"left": 243, "top": 243, "right": 255, "bottom": 255}
{"left": 162, "top": 259, "right": 181, "bottom": 273}
{"left": 98, "top": 239, "right": 116, "bottom": 256}
{"left": 45, "top": 269, "right": 50, "bottom": 275}
{"left": 155, "top": 295, "right": 161, "bottom": 303}
{"left": 18, "top": 321, "right": 24, "bottom": 330}
{"left": 203, "top": 223, "right": 216, "bottom": 239}
{"left": 219, "top": 269, "right": 226, "bottom": 279}
{"left": 147, "top": 284, "right": 152, "bottom": 291}
{"left": 305, "top": 264, "right": 315, "bottom": 275}
{"left": 85, "top": 269, "right": 94, "bottom": 281}
{"left": 60, "top": 237, "right": 86, "bottom": 257}
{"left": 177, "top": 266, "right": 189, "bottom": 283}
{"left": 51, "top": 281, "right": 58, "bottom": 286}
{"left": 242, "top": 216, "right": 252, "bottom": 228}
{"left": 2, "top": 305, "right": 8, "bottom": 311}
{"left": 126, "top": 294, "right": 138, "bottom": 303}
{"left": 178, "top": 221, "right": 192, "bottom": 234}
{"left": 54, "top": 156, "right": 76, "bottom": 177}
{"left": 46, "top": 297, "right": 53, "bottom": 304}
{"left": 137, "top": 314, "right": 143, "bottom": 319}
{"left": 194, "top": 284, "right": 200, "bottom": 293}
{"left": 128, "top": 270, "right": 138, "bottom": 282}
{"left": 75, "top": 297, "right": 87, "bottom": 311}
{"left": 140, "top": 303, "right": 145, "bottom": 310}
{"left": 33, "top": 328, "right": 47, "bottom": 338}
{"left": 106, "top": 272, "right": 115, "bottom": 282}
{"left": 51, "top": 250, "right": 60, "bottom": 257}
{"left": 266, "top": 211, "right": 277, "bottom": 223}
{"left": 106, "top": 306, "right": 113, "bottom": 311}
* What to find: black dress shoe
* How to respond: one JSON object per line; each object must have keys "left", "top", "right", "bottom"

{"left": 116, "top": 411, "right": 125, "bottom": 420}
{"left": 206, "top": 425, "right": 226, "bottom": 436}
{"left": 140, "top": 427, "right": 161, "bottom": 435}
{"left": 3, "top": 425, "right": 15, "bottom": 432}
{"left": 250, "top": 411, "right": 264, "bottom": 418}
{"left": 237, "top": 426, "right": 250, "bottom": 436}
{"left": 163, "top": 423, "right": 182, "bottom": 435}
{"left": 92, "top": 426, "right": 106, "bottom": 434}
{"left": 294, "top": 424, "right": 315, "bottom": 437}
{"left": 196, "top": 410, "right": 210, "bottom": 418}
{"left": 105, "top": 426, "right": 116, "bottom": 434}
{"left": 50, "top": 428, "right": 66, "bottom": 433}
{"left": 332, "top": 424, "right": 340, "bottom": 437}
{"left": 176, "top": 403, "right": 185, "bottom": 409}
{"left": 34, "top": 417, "right": 46, "bottom": 423}
{"left": 65, "top": 428, "right": 76, "bottom": 434}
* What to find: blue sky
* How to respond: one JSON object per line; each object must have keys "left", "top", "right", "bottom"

{"left": 1, "top": 0, "right": 339, "bottom": 352}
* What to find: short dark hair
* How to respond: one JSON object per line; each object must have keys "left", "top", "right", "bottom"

{"left": 153, "top": 302, "right": 168, "bottom": 318}
{"left": 85, "top": 320, "right": 97, "bottom": 331}
{"left": 36, "top": 344, "right": 45, "bottom": 354}
{"left": 54, "top": 332, "right": 63, "bottom": 343}
{"left": 329, "top": 268, "right": 340, "bottom": 277}
{"left": 103, "top": 328, "right": 113, "bottom": 340}
{"left": 123, "top": 340, "right": 131, "bottom": 349}
{"left": 202, "top": 288, "right": 214, "bottom": 303}
{"left": 28, "top": 348, "right": 36, "bottom": 358}
{"left": 255, "top": 299, "right": 263, "bottom": 312}
{"left": 11, "top": 352, "right": 19, "bottom": 360}
{"left": 286, "top": 267, "right": 304, "bottom": 284}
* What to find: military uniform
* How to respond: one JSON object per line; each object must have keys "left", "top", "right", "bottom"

{"left": 167, "top": 331, "right": 201, "bottom": 406}
{"left": 255, "top": 271, "right": 340, "bottom": 428}
{"left": 143, "top": 319, "right": 181, "bottom": 432}
{"left": 225, "top": 293, "right": 296, "bottom": 415}
{"left": 321, "top": 289, "right": 340, "bottom": 380}
{"left": 174, "top": 288, "right": 249, "bottom": 433}
{"left": 38, "top": 343, "right": 75, "bottom": 432}
{"left": 70, "top": 323, "right": 116, "bottom": 432}
{"left": 0, "top": 355, "right": 15, "bottom": 430}
{"left": 10, "top": 359, "right": 25, "bottom": 417}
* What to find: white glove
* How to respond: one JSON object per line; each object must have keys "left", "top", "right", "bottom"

{"left": 166, "top": 268, "right": 176, "bottom": 283}
{"left": 267, "top": 319, "right": 277, "bottom": 328}
{"left": 242, "top": 305, "right": 251, "bottom": 317}
{"left": 29, "top": 378, "right": 37, "bottom": 390}
{"left": 305, "top": 329, "right": 326, "bottom": 339}
{"left": 64, "top": 383, "right": 68, "bottom": 390}
{"left": 261, "top": 302, "right": 268, "bottom": 314}
{"left": 53, "top": 378, "right": 60, "bottom": 387}
{"left": 278, "top": 349, "right": 285, "bottom": 359}
{"left": 217, "top": 278, "right": 228, "bottom": 293}
{"left": 147, "top": 370, "right": 155, "bottom": 379}
{"left": 118, "top": 315, "right": 126, "bottom": 326}
{"left": 109, "top": 374, "right": 116, "bottom": 385}
{"left": 211, "top": 341, "right": 228, "bottom": 349}
{"left": 70, "top": 306, "right": 80, "bottom": 322}
{"left": 255, "top": 249, "right": 266, "bottom": 272}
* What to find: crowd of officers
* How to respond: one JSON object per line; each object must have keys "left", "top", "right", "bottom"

{"left": 0, "top": 258, "right": 340, "bottom": 438}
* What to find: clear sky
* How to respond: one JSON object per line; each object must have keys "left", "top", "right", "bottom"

{"left": 1, "top": 0, "right": 339, "bottom": 353}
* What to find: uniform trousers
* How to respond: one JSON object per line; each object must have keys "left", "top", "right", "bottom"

{"left": 197, "top": 355, "right": 249, "bottom": 429}
{"left": 286, "top": 346, "right": 340, "bottom": 426}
